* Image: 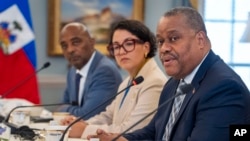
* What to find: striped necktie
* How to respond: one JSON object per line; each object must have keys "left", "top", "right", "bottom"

{"left": 163, "top": 79, "right": 187, "bottom": 141}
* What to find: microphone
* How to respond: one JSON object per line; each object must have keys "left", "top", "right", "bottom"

{"left": 59, "top": 76, "right": 144, "bottom": 141}
{"left": 3, "top": 121, "right": 37, "bottom": 140}
{"left": 0, "top": 62, "right": 51, "bottom": 98}
{"left": 112, "top": 83, "right": 193, "bottom": 141}
{"left": 2, "top": 102, "right": 69, "bottom": 140}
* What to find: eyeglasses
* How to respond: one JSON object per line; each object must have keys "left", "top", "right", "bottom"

{"left": 107, "top": 39, "right": 144, "bottom": 56}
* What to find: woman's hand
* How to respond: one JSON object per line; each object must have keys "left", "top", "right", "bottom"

{"left": 87, "top": 129, "right": 128, "bottom": 141}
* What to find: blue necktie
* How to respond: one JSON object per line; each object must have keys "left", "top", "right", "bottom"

{"left": 163, "top": 79, "right": 186, "bottom": 141}
{"left": 75, "top": 73, "right": 82, "bottom": 105}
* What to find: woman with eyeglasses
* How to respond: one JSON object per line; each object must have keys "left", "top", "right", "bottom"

{"left": 61, "top": 19, "right": 168, "bottom": 139}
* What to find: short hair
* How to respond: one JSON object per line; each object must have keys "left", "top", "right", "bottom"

{"left": 61, "top": 22, "right": 93, "bottom": 37}
{"left": 164, "top": 7, "right": 207, "bottom": 35}
{"left": 108, "top": 20, "right": 157, "bottom": 58}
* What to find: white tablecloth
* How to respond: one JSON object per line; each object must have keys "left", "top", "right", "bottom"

{"left": 0, "top": 98, "right": 51, "bottom": 117}
{"left": 0, "top": 99, "right": 87, "bottom": 141}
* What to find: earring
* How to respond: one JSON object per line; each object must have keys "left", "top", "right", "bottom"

{"left": 144, "top": 53, "right": 147, "bottom": 58}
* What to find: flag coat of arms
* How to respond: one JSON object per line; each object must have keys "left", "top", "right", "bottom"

{"left": 0, "top": 0, "right": 40, "bottom": 104}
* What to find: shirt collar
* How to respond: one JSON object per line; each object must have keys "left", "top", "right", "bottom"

{"left": 76, "top": 51, "right": 96, "bottom": 77}
{"left": 183, "top": 52, "right": 209, "bottom": 84}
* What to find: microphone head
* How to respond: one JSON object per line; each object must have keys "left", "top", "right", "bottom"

{"left": 43, "top": 62, "right": 51, "bottom": 68}
{"left": 180, "top": 83, "right": 193, "bottom": 94}
{"left": 132, "top": 76, "right": 144, "bottom": 85}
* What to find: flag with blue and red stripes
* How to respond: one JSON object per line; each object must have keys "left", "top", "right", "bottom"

{"left": 0, "top": 0, "right": 40, "bottom": 104}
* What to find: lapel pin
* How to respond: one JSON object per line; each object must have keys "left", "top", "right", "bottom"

{"left": 192, "top": 88, "right": 196, "bottom": 94}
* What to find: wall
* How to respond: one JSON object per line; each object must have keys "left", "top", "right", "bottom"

{"left": 28, "top": 0, "right": 173, "bottom": 107}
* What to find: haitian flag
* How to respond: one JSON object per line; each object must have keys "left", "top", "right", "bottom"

{"left": 0, "top": 0, "right": 40, "bottom": 104}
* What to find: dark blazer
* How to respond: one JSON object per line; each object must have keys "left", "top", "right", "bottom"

{"left": 61, "top": 51, "right": 122, "bottom": 119}
{"left": 124, "top": 50, "right": 250, "bottom": 141}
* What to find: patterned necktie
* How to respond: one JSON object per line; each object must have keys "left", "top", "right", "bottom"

{"left": 75, "top": 73, "right": 82, "bottom": 105}
{"left": 163, "top": 79, "right": 187, "bottom": 141}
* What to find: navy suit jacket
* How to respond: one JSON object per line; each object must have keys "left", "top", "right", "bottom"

{"left": 61, "top": 51, "right": 122, "bottom": 119}
{"left": 124, "top": 50, "right": 250, "bottom": 141}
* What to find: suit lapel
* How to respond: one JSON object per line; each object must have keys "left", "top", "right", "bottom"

{"left": 116, "top": 86, "right": 140, "bottom": 123}
{"left": 170, "top": 50, "right": 219, "bottom": 138}
{"left": 174, "top": 50, "right": 218, "bottom": 120}
{"left": 116, "top": 59, "right": 160, "bottom": 123}
{"left": 80, "top": 52, "right": 102, "bottom": 106}
{"left": 113, "top": 78, "right": 130, "bottom": 123}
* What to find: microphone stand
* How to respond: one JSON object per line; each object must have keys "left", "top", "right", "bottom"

{"left": 2, "top": 102, "right": 67, "bottom": 140}
{"left": 59, "top": 76, "right": 144, "bottom": 141}
{"left": 0, "top": 62, "right": 51, "bottom": 99}
{"left": 59, "top": 85, "right": 133, "bottom": 141}
{"left": 112, "top": 83, "right": 193, "bottom": 141}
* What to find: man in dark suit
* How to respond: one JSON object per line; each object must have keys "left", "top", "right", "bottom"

{"left": 58, "top": 22, "right": 122, "bottom": 119}
{"left": 88, "top": 7, "right": 250, "bottom": 141}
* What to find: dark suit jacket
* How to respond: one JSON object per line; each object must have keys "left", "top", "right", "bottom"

{"left": 61, "top": 51, "right": 122, "bottom": 119}
{"left": 124, "top": 50, "right": 250, "bottom": 141}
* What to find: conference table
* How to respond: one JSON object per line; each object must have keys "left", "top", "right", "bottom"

{"left": 9, "top": 137, "right": 85, "bottom": 141}
{"left": 7, "top": 122, "right": 88, "bottom": 141}
{"left": 0, "top": 99, "right": 93, "bottom": 140}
